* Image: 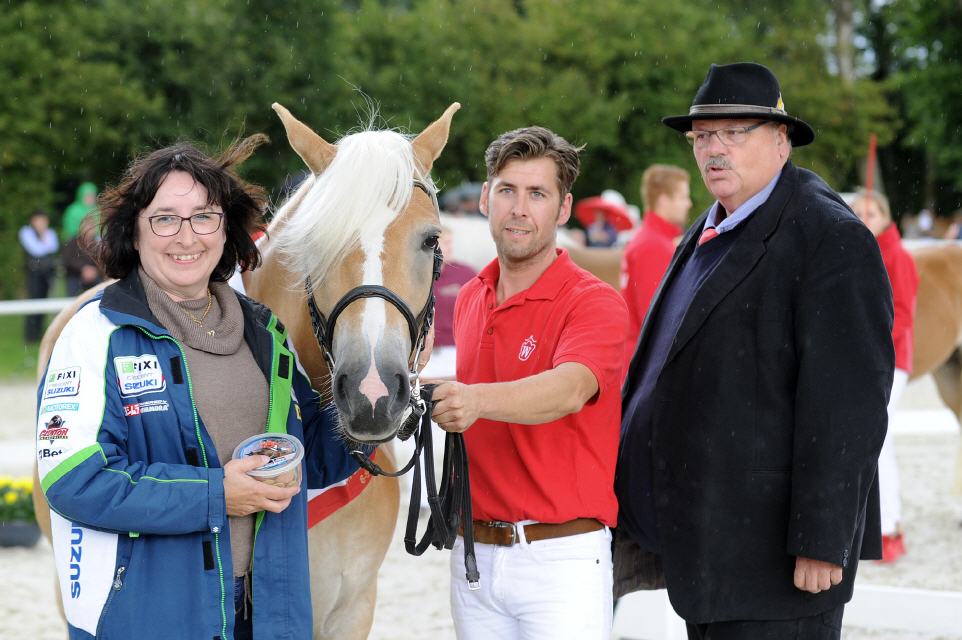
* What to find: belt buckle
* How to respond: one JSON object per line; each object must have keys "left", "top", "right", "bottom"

{"left": 485, "top": 520, "right": 517, "bottom": 546}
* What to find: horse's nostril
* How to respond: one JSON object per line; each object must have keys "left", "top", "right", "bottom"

{"left": 394, "top": 373, "right": 409, "bottom": 403}
{"left": 335, "top": 372, "right": 348, "bottom": 401}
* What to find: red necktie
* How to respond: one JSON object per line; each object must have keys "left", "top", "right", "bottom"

{"left": 698, "top": 226, "right": 719, "bottom": 246}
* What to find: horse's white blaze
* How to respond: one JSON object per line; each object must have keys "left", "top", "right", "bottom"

{"left": 358, "top": 221, "right": 390, "bottom": 408}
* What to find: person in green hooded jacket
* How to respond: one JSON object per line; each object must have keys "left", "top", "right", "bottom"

{"left": 61, "top": 182, "right": 102, "bottom": 295}
{"left": 62, "top": 182, "right": 98, "bottom": 241}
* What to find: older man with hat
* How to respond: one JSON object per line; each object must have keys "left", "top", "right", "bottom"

{"left": 613, "top": 62, "right": 894, "bottom": 639}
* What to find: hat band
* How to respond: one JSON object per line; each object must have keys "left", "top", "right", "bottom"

{"left": 689, "top": 103, "right": 788, "bottom": 117}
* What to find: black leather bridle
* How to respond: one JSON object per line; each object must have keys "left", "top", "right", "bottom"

{"left": 302, "top": 179, "right": 481, "bottom": 590}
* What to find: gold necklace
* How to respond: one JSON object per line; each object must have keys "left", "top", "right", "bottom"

{"left": 184, "top": 289, "right": 213, "bottom": 328}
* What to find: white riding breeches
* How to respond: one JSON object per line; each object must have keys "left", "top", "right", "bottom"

{"left": 449, "top": 526, "right": 613, "bottom": 640}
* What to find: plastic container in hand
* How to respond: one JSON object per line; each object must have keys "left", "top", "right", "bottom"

{"left": 232, "top": 433, "right": 304, "bottom": 488}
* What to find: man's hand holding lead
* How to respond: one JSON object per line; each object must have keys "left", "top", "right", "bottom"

{"left": 428, "top": 380, "right": 481, "bottom": 433}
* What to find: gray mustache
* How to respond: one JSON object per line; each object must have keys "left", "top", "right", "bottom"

{"left": 705, "top": 157, "right": 733, "bottom": 171}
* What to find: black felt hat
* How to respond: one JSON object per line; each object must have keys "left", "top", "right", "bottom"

{"left": 662, "top": 62, "right": 815, "bottom": 147}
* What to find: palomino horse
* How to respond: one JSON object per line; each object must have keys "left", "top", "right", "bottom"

{"left": 31, "top": 102, "right": 460, "bottom": 639}
{"left": 243, "top": 102, "right": 460, "bottom": 639}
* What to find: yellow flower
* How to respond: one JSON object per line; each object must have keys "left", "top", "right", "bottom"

{"left": 15, "top": 479, "right": 32, "bottom": 492}
{"left": 4, "top": 491, "right": 18, "bottom": 505}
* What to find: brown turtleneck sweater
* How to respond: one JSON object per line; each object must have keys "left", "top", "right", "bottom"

{"left": 140, "top": 268, "right": 268, "bottom": 578}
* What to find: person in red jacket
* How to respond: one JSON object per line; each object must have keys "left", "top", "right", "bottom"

{"left": 619, "top": 164, "right": 691, "bottom": 367}
{"left": 853, "top": 188, "right": 919, "bottom": 563}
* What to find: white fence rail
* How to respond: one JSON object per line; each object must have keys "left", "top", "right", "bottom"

{"left": 0, "top": 298, "right": 74, "bottom": 316}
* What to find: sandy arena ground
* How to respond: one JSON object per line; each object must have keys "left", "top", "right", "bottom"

{"left": 2, "top": 377, "right": 960, "bottom": 639}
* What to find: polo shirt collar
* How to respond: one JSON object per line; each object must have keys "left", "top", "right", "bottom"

{"left": 478, "top": 248, "right": 574, "bottom": 305}
{"left": 642, "top": 211, "right": 683, "bottom": 239}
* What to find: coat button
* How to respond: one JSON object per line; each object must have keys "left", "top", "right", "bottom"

{"left": 486, "top": 327, "right": 494, "bottom": 335}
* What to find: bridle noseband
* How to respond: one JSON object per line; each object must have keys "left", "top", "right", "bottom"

{"left": 304, "top": 180, "right": 444, "bottom": 434}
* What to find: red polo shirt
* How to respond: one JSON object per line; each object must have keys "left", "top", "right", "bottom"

{"left": 619, "top": 212, "right": 683, "bottom": 368}
{"left": 453, "top": 249, "right": 627, "bottom": 527}
{"left": 876, "top": 224, "right": 918, "bottom": 372}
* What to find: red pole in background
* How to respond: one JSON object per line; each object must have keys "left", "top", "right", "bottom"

{"left": 865, "top": 133, "right": 877, "bottom": 192}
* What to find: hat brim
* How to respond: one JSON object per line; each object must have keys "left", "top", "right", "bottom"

{"left": 662, "top": 112, "right": 815, "bottom": 147}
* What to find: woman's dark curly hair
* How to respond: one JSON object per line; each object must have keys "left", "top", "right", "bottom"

{"left": 97, "top": 134, "right": 269, "bottom": 282}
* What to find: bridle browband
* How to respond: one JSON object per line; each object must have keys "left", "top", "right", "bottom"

{"left": 304, "top": 179, "right": 443, "bottom": 435}
{"left": 301, "top": 177, "right": 481, "bottom": 589}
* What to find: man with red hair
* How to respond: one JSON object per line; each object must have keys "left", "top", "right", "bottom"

{"left": 619, "top": 164, "right": 691, "bottom": 367}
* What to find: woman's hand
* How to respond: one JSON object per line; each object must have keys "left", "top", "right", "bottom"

{"left": 223, "top": 455, "right": 300, "bottom": 516}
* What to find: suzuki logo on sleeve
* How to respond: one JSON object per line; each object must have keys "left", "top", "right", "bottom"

{"left": 43, "top": 367, "right": 81, "bottom": 399}
{"left": 518, "top": 335, "right": 537, "bottom": 361}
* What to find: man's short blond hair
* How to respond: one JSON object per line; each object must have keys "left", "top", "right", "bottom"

{"left": 641, "top": 164, "right": 689, "bottom": 212}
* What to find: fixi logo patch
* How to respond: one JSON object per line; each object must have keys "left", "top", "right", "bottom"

{"left": 114, "top": 354, "right": 166, "bottom": 398}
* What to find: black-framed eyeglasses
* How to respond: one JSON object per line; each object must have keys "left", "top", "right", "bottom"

{"left": 685, "top": 121, "right": 771, "bottom": 148}
{"left": 146, "top": 212, "right": 224, "bottom": 237}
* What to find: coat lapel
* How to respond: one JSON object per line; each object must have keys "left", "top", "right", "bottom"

{"left": 664, "top": 162, "right": 798, "bottom": 367}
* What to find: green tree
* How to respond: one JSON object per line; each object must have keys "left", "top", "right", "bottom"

{"left": 0, "top": 2, "right": 161, "bottom": 298}
{"left": 0, "top": 0, "right": 939, "bottom": 307}
{"left": 886, "top": 0, "right": 962, "bottom": 215}
{"left": 331, "top": 0, "right": 896, "bottom": 217}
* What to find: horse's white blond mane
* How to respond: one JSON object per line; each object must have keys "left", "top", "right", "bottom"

{"left": 274, "top": 128, "right": 432, "bottom": 286}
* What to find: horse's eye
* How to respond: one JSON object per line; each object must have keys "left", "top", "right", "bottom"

{"left": 423, "top": 235, "right": 439, "bottom": 250}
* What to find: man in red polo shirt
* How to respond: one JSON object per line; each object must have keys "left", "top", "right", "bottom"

{"left": 429, "top": 126, "right": 628, "bottom": 639}
{"left": 620, "top": 164, "right": 691, "bottom": 368}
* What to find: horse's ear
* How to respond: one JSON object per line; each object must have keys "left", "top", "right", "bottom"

{"left": 412, "top": 102, "right": 461, "bottom": 176}
{"left": 272, "top": 103, "right": 336, "bottom": 175}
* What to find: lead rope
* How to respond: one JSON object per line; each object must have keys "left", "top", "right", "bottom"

{"left": 351, "top": 384, "right": 480, "bottom": 590}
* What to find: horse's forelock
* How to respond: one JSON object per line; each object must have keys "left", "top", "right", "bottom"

{"left": 275, "top": 129, "right": 430, "bottom": 286}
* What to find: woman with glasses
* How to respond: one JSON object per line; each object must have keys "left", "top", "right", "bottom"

{"left": 35, "top": 139, "right": 358, "bottom": 639}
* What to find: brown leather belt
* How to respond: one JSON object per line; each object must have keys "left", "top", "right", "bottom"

{"left": 463, "top": 518, "right": 604, "bottom": 546}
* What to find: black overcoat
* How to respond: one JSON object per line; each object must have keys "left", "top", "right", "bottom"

{"left": 613, "top": 162, "right": 895, "bottom": 623}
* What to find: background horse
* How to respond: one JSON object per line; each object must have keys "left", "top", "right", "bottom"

{"left": 243, "top": 102, "right": 459, "bottom": 639}
{"left": 907, "top": 241, "right": 962, "bottom": 494}
{"left": 31, "top": 102, "right": 459, "bottom": 640}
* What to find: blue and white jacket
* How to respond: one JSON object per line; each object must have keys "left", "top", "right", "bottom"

{"left": 36, "top": 273, "right": 358, "bottom": 639}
